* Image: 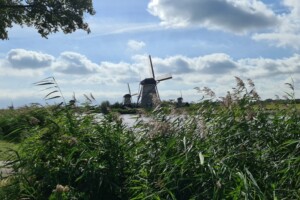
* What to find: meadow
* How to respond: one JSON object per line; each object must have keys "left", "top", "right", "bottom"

{"left": 0, "top": 77, "right": 299, "bottom": 199}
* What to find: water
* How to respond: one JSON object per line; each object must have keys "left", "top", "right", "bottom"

{"left": 93, "top": 113, "right": 150, "bottom": 128}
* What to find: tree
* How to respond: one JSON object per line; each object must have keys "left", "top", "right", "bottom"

{"left": 100, "top": 100, "right": 110, "bottom": 114}
{"left": 0, "top": 0, "right": 95, "bottom": 40}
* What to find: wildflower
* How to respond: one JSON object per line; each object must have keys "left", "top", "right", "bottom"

{"left": 285, "top": 82, "right": 294, "bottom": 91}
{"left": 55, "top": 184, "right": 65, "bottom": 193}
{"left": 202, "top": 87, "right": 215, "bottom": 97}
{"left": 68, "top": 137, "right": 78, "bottom": 146}
{"left": 247, "top": 78, "right": 255, "bottom": 87}
{"left": 216, "top": 179, "right": 222, "bottom": 188}
{"left": 63, "top": 186, "right": 70, "bottom": 192}
{"left": 221, "top": 91, "right": 233, "bottom": 108}
{"left": 54, "top": 184, "right": 70, "bottom": 193}
{"left": 29, "top": 117, "right": 40, "bottom": 125}
{"left": 235, "top": 76, "right": 245, "bottom": 89}
{"left": 61, "top": 135, "right": 78, "bottom": 146}
{"left": 250, "top": 89, "right": 260, "bottom": 100}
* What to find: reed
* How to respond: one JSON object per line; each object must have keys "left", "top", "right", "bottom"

{"left": 0, "top": 77, "right": 299, "bottom": 199}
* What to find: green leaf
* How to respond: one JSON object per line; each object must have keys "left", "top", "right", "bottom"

{"left": 45, "top": 96, "right": 61, "bottom": 100}
{"left": 44, "top": 90, "right": 59, "bottom": 99}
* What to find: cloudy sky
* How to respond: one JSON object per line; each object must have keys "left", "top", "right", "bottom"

{"left": 1, "top": 0, "right": 300, "bottom": 108}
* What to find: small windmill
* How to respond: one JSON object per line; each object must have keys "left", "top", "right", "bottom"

{"left": 177, "top": 90, "right": 183, "bottom": 107}
{"left": 123, "top": 83, "right": 137, "bottom": 107}
{"left": 137, "top": 55, "right": 172, "bottom": 108}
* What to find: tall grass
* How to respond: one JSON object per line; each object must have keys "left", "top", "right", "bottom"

{"left": 0, "top": 105, "right": 48, "bottom": 142}
{"left": 0, "top": 77, "right": 299, "bottom": 199}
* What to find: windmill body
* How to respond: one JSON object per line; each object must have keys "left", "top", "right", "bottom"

{"left": 138, "top": 55, "right": 172, "bottom": 108}
{"left": 177, "top": 91, "right": 183, "bottom": 106}
{"left": 123, "top": 94, "right": 132, "bottom": 106}
{"left": 123, "top": 83, "right": 137, "bottom": 107}
{"left": 177, "top": 97, "right": 183, "bottom": 105}
{"left": 140, "top": 78, "right": 159, "bottom": 108}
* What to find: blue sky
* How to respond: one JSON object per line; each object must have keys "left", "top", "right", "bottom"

{"left": 1, "top": 0, "right": 300, "bottom": 108}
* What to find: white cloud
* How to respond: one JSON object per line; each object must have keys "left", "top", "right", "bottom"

{"left": 7, "top": 49, "right": 54, "bottom": 69}
{"left": 82, "top": 18, "right": 163, "bottom": 38}
{"left": 2, "top": 50, "right": 300, "bottom": 85}
{"left": 0, "top": 50, "right": 49, "bottom": 77}
{"left": 0, "top": 66, "right": 45, "bottom": 77}
{"left": 52, "top": 52, "right": 100, "bottom": 75}
{"left": 252, "top": 33, "right": 300, "bottom": 49}
{"left": 127, "top": 40, "right": 146, "bottom": 51}
{"left": 147, "top": 0, "right": 300, "bottom": 49}
{"left": 0, "top": 89, "right": 37, "bottom": 99}
{"left": 194, "top": 54, "right": 238, "bottom": 74}
{"left": 98, "top": 61, "right": 140, "bottom": 84}
{"left": 136, "top": 54, "right": 237, "bottom": 76}
{"left": 252, "top": 0, "right": 300, "bottom": 48}
{"left": 148, "top": 0, "right": 278, "bottom": 34}
{"left": 238, "top": 54, "right": 300, "bottom": 77}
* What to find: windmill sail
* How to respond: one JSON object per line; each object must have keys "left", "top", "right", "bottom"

{"left": 127, "top": 83, "right": 131, "bottom": 95}
{"left": 156, "top": 73, "right": 172, "bottom": 82}
{"left": 137, "top": 84, "right": 142, "bottom": 104}
{"left": 149, "top": 55, "right": 155, "bottom": 79}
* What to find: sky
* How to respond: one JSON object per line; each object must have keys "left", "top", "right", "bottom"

{"left": 1, "top": 0, "right": 300, "bottom": 108}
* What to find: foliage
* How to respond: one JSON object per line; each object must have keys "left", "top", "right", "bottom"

{"left": 0, "top": 105, "right": 48, "bottom": 142}
{"left": 0, "top": 77, "right": 299, "bottom": 199}
{"left": 1, "top": 109, "right": 134, "bottom": 199}
{"left": 127, "top": 77, "right": 300, "bottom": 199}
{"left": 100, "top": 101, "right": 110, "bottom": 114}
{"left": 0, "top": 0, "right": 95, "bottom": 40}
{"left": 113, "top": 108, "right": 137, "bottom": 115}
{"left": 0, "top": 140, "right": 18, "bottom": 160}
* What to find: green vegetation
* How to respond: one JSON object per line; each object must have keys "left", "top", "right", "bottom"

{"left": 0, "top": 77, "right": 299, "bottom": 199}
{"left": 0, "top": 0, "right": 95, "bottom": 40}
{"left": 0, "top": 140, "right": 18, "bottom": 160}
{"left": 0, "top": 105, "right": 48, "bottom": 142}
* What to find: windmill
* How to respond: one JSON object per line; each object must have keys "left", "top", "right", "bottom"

{"left": 123, "top": 83, "right": 137, "bottom": 107}
{"left": 177, "top": 90, "right": 183, "bottom": 107}
{"left": 137, "top": 55, "right": 172, "bottom": 108}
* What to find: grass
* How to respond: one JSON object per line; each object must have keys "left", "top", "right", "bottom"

{"left": 0, "top": 140, "right": 18, "bottom": 160}
{"left": 265, "top": 101, "right": 300, "bottom": 110}
{"left": 0, "top": 77, "right": 299, "bottom": 199}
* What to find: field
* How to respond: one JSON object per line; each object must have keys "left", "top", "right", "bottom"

{"left": 0, "top": 78, "right": 299, "bottom": 199}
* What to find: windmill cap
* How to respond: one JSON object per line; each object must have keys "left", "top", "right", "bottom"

{"left": 123, "top": 94, "right": 131, "bottom": 98}
{"left": 140, "top": 78, "right": 156, "bottom": 85}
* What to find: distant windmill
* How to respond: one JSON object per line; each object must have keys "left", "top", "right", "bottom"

{"left": 123, "top": 83, "right": 137, "bottom": 107}
{"left": 137, "top": 55, "right": 172, "bottom": 108}
{"left": 177, "top": 90, "right": 183, "bottom": 107}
